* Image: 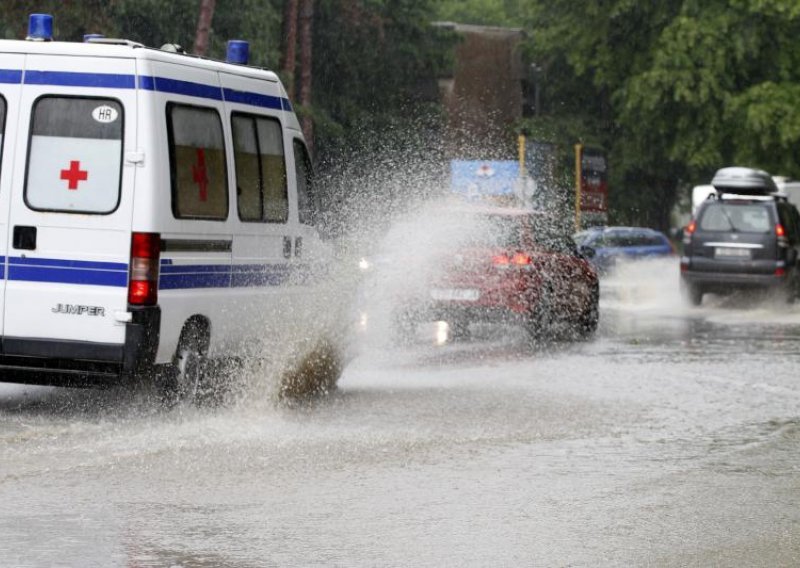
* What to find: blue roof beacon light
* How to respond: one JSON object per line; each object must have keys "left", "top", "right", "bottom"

{"left": 26, "top": 13, "right": 53, "bottom": 41}
{"left": 83, "top": 34, "right": 105, "bottom": 42}
{"left": 226, "top": 40, "right": 250, "bottom": 65}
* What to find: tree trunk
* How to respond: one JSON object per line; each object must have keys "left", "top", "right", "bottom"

{"left": 298, "top": 0, "right": 314, "bottom": 150}
{"left": 192, "top": 0, "right": 217, "bottom": 56}
{"left": 280, "top": 0, "right": 299, "bottom": 100}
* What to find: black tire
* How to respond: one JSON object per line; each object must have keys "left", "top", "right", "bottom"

{"left": 391, "top": 308, "right": 417, "bottom": 344}
{"left": 577, "top": 285, "right": 600, "bottom": 337}
{"left": 683, "top": 283, "right": 703, "bottom": 306}
{"left": 448, "top": 320, "right": 471, "bottom": 341}
{"left": 525, "top": 282, "right": 555, "bottom": 340}
{"left": 160, "top": 322, "right": 209, "bottom": 407}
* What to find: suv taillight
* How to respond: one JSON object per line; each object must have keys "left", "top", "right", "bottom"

{"left": 683, "top": 220, "right": 696, "bottom": 245}
{"left": 128, "top": 232, "right": 160, "bottom": 306}
{"left": 776, "top": 224, "right": 789, "bottom": 247}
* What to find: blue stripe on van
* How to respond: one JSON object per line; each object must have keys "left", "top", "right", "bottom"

{"left": 0, "top": 69, "right": 23, "bottom": 84}
{"left": 144, "top": 76, "right": 223, "bottom": 101}
{"left": 160, "top": 263, "right": 230, "bottom": 274}
{"left": 159, "top": 272, "right": 232, "bottom": 290}
{"left": 25, "top": 70, "right": 136, "bottom": 89}
{"left": 3, "top": 255, "right": 306, "bottom": 290}
{"left": 158, "top": 263, "right": 294, "bottom": 289}
{"left": 0, "top": 68, "right": 292, "bottom": 110}
{"left": 222, "top": 88, "right": 283, "bottom": 111}
{"left": 230, "top": 264, "right": 291, "bottom": 287}
{"left": 11, "top": 256, "right": 129, "bottom": 272}
{"left": 8, "top": 257, "right": 129, "bottom": 287}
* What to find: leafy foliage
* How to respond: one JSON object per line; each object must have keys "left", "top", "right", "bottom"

{"left": 510, "top": 0, "right": 800, "bottom": 227}
{"left": 6, "top": 1, "right": 800, "bottom": 229}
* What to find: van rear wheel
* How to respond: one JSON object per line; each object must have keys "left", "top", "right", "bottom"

{"left": 160, "top": 322, "right": 209, "bottom": 407}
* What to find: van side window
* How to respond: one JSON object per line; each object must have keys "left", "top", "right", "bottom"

{"left": 231, "top": 113, "right": 288, "bottom": 223}
{"left": 26, "top": 97, "right": 123, "bottom": 214}
{"left": 167, "top": 104, "right": 228, "bottom": 220}
{"left": 294, "top": 140, "right": 316, "bottom": 225}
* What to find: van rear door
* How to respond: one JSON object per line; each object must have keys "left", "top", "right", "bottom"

{"left": 3, "top": 56, "right": 137, "bottom": 358}
{"left": 0, "top": 53, "right": 23, "bottom": 339}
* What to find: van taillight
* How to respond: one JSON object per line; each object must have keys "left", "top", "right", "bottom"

{"left": 128, "top": 232, "right": 160, "bottom": 306}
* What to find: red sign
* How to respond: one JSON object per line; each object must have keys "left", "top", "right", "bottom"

{"left": 579, "top": 149, "right": 608, "bottom": 213}
{"left": 60, "top": 160, "right": 88, "bottom": 190}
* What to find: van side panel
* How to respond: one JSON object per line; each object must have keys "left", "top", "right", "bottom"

{"left": 3, "top": 55, "right": 137, "bottom": 350}
{"left": 138, "top": 61, "right": 236, "bottom": 363}
{"left": 0, "top": 54, "right": 24, "bottom": 339}
{"left": 218, "top": 71, "right": 306, "bottom": 360}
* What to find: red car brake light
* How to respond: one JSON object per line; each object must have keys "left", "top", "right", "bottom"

{"left": 511, "top": 252, "right": 532, "bottom": 265}
{"left": 492, "top": 254, "right": 510, "bottom": 266}
{"left": 493, "top": 252, "right": 532, "bottom": 267}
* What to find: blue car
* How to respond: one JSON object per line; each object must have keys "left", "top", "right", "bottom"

{"left": 574, "top": 226, "right": 675, "bottom": 273}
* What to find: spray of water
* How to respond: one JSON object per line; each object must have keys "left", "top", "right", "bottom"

{"left": 600, "top": 256, "right": 800, "bottom": 327}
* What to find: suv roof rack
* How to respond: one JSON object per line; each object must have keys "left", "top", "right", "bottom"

{"left": 716, "top": 192, "right": 788, "bottom": 203}
{"left": 711, "top": 166, "right": 778, "bottom": 195}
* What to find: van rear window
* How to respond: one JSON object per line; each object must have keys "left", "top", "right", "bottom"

{"left": 167, "top": 104, "right": 228, "bottom": 220}
{"left": 25, "top": 97, "right": 123, "bottom": 214}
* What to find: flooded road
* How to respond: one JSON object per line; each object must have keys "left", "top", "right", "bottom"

{"left": 1, "top": 259, "right": 799, "bottom": 567}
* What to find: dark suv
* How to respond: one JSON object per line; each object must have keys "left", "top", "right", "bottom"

{"left": 681, "top": 174, "right": 800, "bottom": 305}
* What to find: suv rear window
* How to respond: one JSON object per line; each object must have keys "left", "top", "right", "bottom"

{"left": 26, "top": 96, "right": 123, "bottom": 214}
{"left": 699, "top": 202, "right": 772, "bottom": 233}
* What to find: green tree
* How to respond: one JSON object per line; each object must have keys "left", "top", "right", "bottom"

{"left": 523, "top": 0, "right": 800, "bottom": 228}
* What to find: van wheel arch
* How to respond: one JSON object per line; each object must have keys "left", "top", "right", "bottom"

{"left": 177, "top": 316, "right": 211, "bottom": 355}
{"left": 160, "top": 316, "right": 212, "bottom": 407}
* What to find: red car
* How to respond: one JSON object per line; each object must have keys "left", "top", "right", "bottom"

{"left": 392, "top": 205, "right": 600, "bottom": 339}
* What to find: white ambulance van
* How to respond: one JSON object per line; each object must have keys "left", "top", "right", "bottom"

{"left": 0, "top": 14, "right": 345, "bottom": 401}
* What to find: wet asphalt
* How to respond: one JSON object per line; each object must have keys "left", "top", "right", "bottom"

{"left": 0, "top": 259, "right": 798, "bottom": 567}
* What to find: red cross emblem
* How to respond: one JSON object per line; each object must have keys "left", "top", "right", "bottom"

{"left": 192, "top": 149, "right": 209, "bottom": 202}
{"left": 60, "top": 160, "right": 88, "bottom": 190}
